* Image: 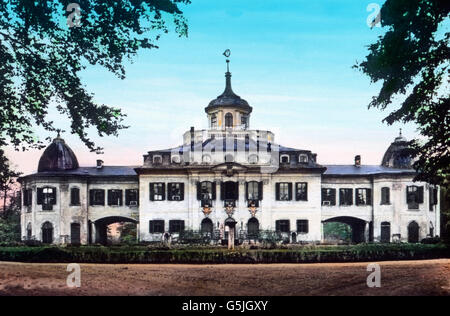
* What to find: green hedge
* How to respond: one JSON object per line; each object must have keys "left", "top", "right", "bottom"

{"left": 0, "top": 244, "right": 448, "bottom": 264}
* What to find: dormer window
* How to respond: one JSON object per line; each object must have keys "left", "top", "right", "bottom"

{"left": 280, "top": 154, "right": 290, "bottom": 164}
{"left": 202, "top": 154, "right": 212, "bottom": 164}
{"left": 299, "top": 154, "right": 308, "bottom": 163}
{"left": 153, "top": 155, "right": 162, "bottom": 164}
{"left": 171, "top": 155, "right": 181, "bottom": 164}
{"left": 248, "top": 154, "right": 258, "bottom": 164}
{"left": 225, "top": 113, "right": 233, "bottom": 128}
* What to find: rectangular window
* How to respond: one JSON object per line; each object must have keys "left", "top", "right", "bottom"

{"left": 295, "top": 182, "right": 308, "bottom": 201}
{"left": 37, "top": 187, "right": 56, "bottom": 210}
{"left": 211, "top": 114, "right": 217, "bottom": 129}
{"left": 108, "top": 190, "right": 123, "bottom": 206}
{"left": 275, "top": 220, "right": 290, "bottom": 233}
{"left": 381, "top": 187, "right": 390, "bottom": 205}
{"left": 150, "top": 183, "right": 165, "bottom": 201}
{"left": 276, "top": 183, "right": 292, "bottom": 201}
{"left": 149, "top": 220, "right": 165, "bottom": 233}
{"left": 23, "top": 189, "right": 32, "bottom": 207}
{"left": 89, "top": 189, "right": 105, "bottom": 206}
{"left": 70, "top": 188, "right": 80, "bottom": 206}
{"left": 407, "top": 186, "right": 423, "bottom": 209}
{"left": 168, "top": 183, "right": 184, "bottom": 201}
{"left": 321, "top": 188, "right": 336, "bottom": 206}
{"left": 169, "top": 220, "right": 185, "bottom": 234}
{"left": 246, "top": 181, "right": 263, "bottom": 201}
{"left": 339, "top": 188, "right": 353, "bottom": 206}
{"left": 297, "top": 220, "right": 309, "bottom": 234}
{"left": 125, "top": 189, "right": 139, "bottom": 206}
{"left": 356, "top": 188, "right": 372, "bottom": 206}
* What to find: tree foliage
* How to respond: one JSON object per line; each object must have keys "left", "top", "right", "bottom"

{"left": 0, "top": 0, "right": 190, "bottom": 155}
{"left": 355, "top": 0, "right": 449, "bottom": 185}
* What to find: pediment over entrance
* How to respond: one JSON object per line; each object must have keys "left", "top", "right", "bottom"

{"left": 211, "top": 162, "right": 249, "bottom": 176}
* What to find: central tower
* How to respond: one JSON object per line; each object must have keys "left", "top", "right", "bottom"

{"left": 205, "top": 51, "right": 252, "bottom": 130}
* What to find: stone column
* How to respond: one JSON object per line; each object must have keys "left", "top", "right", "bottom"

{"left": 364, "top": 221, "right": 370, "bottom": 243}
{"left": 228, "top": 226, "right": 235, "bottom": 250}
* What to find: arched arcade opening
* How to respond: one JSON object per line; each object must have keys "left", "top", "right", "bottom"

{"left": 323, "top": 217, "right": 371, "bottom": 244}
{"left": 92, "top": 216, "right": 138, "bottom": 245}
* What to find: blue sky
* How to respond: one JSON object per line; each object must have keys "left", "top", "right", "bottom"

{"left": 8, "top": 0, "right": 420, "bottom": 174}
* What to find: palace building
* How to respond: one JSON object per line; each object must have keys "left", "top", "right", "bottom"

{"left": 19, "top": 63, "right": 440, "bottom": 245}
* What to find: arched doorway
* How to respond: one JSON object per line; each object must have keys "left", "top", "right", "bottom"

{"left": 225, "top": 113, "right": 233, "bottom": 128}
{"left": 42, "top": 222, "right": 53, "bottom": 244}
{"left": 323, "top": 217, "right": 369, "bottom": 244}
{"left": 247, "top": 217, "right": 259, "bottom": 239}
{"left": 201, "top": 218, "right": 213, "bottom": 236}
{"left": 71, "top": 223, "right": 81, "bottom": 245}
{"left": 93, "top": 216, "right": 138, "bottom": 245}
{"left": 380, "top": 222, "right": 391, "bottom": 243}
{"left": 408, "top": 221, "right": 420, "bottom": 243}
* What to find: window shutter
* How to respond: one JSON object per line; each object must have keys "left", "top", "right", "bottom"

{"left": 37, "top": 188, "right": 43, "bottom": 205}
{"left": 406, "top": 186, "right": 411, "bottom": 203}
{"left": 275, "top": 183, "right": 280, "bottom": 201}
{"left": 181, "top": 221, "right": 185, "bottom": 232}
{"left": 119, "top": 190, "right": 123, "bottom": 206}
{"left": 276, "top": 220, "right": 280, "bottom": 232}
{"left": 196, "top": 182, "right": 201, "bottom": 200}
{"left": 107, "top": 190, "right": 112, "bottom": 205}
{"left": 149, "top": 221, "right": 154, "bottom": 233}
{"left": 288, "top": 183, "right": 293, "bottom": 201}
{"left": 161, "top": 183, "right": 166, "bottom": 201}
{"left": 433, "top": 188, "right": 438, "bottom": 205}
{"left": 245, "top": 182, "right": 249, "bottom": 201}
{"left": 212, "top": 182, "right": 217, "bottom": 200}
{"left": 51, "top": 188, "right": 57, "bottom": 205}
{"left": 89, "top": 190, "right": 94, "bottom": 206}
{"left": 100, "top": 190, "right": 105, "bottom": 205}
{"left": 418, "top": 186, "right": 424, "bottom": 203}
{"left": 295, "top": 183, "right": 300, "bottom": 201}
{"left": 125, "top": 190, "right": 130, "bottom": 206}
{"left": 149, "top": 183, "right": 155, "bottom": 201}
{"left": 220, "top": 182, "right": 225, "bottom": 200}
{"left": 167, "top": 183, "right": 173, "bottom": 201}
{"left": 305, "top": 183, "right": 308, "bottom": 201}
{"left": 331, "top": 189, "right": 336, "bottom": 205}
{"left": 367, "top": 189, "right": 372, "bottom": 205}
{"left": 234, "top": 182, "right": 239, "bottom": 200}
{"left": 180, "top": 183, "right": 185, "bottom": 201}
{"left": 259, "top": 182, "right": 263, "bottom": 200}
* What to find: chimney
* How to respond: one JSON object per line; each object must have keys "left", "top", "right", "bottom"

{"left": 354, "top": 155, "right": 361, "bottom": 167}
{"left": 97, "top": 160, "right": 104, "bottom": 169}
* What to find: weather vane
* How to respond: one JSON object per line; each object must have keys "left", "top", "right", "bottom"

{"left": 223, "top": 49, "right": 231, "bottom": 72}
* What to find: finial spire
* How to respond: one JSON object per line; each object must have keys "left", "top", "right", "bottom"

{"left": 399, "top": 128, "right": 402, "bottom": 137}
{"left": 223, "top": 49, "right": 231, "bottom": 73}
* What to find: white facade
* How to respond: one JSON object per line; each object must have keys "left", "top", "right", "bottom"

{"left": 19, "top": 69, "right": 441, "bottom": 245}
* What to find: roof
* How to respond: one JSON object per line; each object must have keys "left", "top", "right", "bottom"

{"left": 324, "top": 165, "right": 416, "bottom": 176}
{"left": 205, "top": 72, "right": 252, "bottom": 113}
{"left": 20, "top": 166, "right": 138, "bottom": 181}
{"left": 38, "top": 137, "right": 79, "bottom": 172}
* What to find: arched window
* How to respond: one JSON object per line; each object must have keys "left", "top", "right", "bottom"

{"left": 201, "top": 218, "right": 213, "bottom": 236}
{"left": 380, "top": 222, "right": 391, "bottom": 243}
{"left": 248, "top": 154, "right": 258, "bottom": 164}
{"left": 280, "top": 154, "right": 290, "bottom": 164}
{"left": 408, "top": 221, "right": 419, "bottom": 243}
{"left": 202, "top": 154, "right": 211, "bottom": 164}
{"left": 225, "top": 113, "right": 233, "bottom": 128}
{"left": 247, "top": 218, "right": 259, "bottom": 238}
{"left": 299, "top": 154, "right": 308, "bottom": 163}
{"left": 42, "top": 222, "right": 53, "bottom": 244}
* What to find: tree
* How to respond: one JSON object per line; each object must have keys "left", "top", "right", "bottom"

{"left": 0, "top": 0, "right": 190, "bottom": 161}
{"left": 0, "top": 149, "right": 21, "bottom": 214}
{"left": 355, "top": 0, "right": 449, "bottom": 185}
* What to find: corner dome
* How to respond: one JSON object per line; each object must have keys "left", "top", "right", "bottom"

{"left": 205, "top": 71, "right": 252, "bottom": 113}
{"left": 38, "top": 137, "right": 79, "bottom": 172}
{"left": 381, "top": 131, "right": 413, "bottom": 169}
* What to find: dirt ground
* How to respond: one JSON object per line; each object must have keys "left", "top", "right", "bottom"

{"left": 0, "top": 259, "right": 449, "bottom": 296}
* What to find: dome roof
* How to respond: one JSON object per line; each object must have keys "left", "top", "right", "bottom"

{"left": 38, "top": 137, "right": 79, "bottom": 172}
{"left": 205, "top": 72, "right": 252, "bottom": 113}
{"left": 381, "top": 132, "right": 413, "bottom": 169}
